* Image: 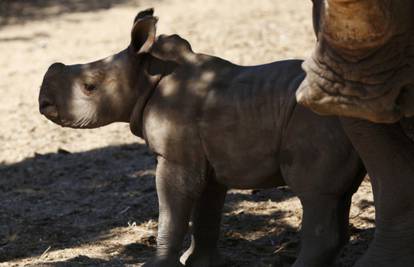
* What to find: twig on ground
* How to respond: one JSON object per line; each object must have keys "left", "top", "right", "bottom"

{"left": 39, "top": 245, "right": 51, "bottom": 259}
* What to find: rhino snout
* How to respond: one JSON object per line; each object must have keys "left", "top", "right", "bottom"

{"left": 39, "top": 62, "right": 68, "bottom": 122}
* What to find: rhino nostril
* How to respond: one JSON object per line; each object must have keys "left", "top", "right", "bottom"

{"left": 39, "top": 99, "right": 52, "bottom": 110}
{"left": 39, "top": 99, "right": 58, "bottom": 119}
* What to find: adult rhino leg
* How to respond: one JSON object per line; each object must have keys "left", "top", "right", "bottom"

{"left": 341, "top": 118, "right": 414, "bottom": 267}
{"left": 180, "top": 178, "right": 227, "bottom": 267}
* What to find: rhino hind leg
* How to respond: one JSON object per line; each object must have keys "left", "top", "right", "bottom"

{"left": 292, "top": 193, "right": 354, "bottom": 267}
{"left": 400, "top": 117, "right": 414, "bottom": 142}
{"left": 180, "top": 179, "right": 227, "bottom": 267}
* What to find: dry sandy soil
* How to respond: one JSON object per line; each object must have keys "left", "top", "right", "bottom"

{"left": 0, "top": 0, "right": 375, "bottom": 266}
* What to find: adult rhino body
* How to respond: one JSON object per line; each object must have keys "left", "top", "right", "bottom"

{"left": 39, "top": 9, "right": 365, "bottom": 267}
{"left": 297, "top": 1, "right": 414, "bottom": 266}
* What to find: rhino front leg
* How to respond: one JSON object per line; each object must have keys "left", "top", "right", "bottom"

{"left": 293, "top": 193, "right": 353, "bottom": 267}
{"left": 181, "top": 179, "right": 227, "bottom": 267}
{"left": 144, "top": 158, "right": 202, "bottom": 267}
{"left": 341, "top": 118, "right": 414, "bottom": 267}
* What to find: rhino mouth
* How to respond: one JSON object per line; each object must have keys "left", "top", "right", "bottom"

{"left": 41, "top": 113, "right": 72, "bottom": 128}
{"left": 42, "top": 111, "right": 96, "bottom": 129}
{"left": 59, "top": 119, "right": 100, "bottom": 129}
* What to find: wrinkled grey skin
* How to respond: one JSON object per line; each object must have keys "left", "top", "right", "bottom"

{"left": 296, "top": 1, "right": 414, "bottom": 266}
{"left": 339, "top": 118, "right": 414, "bottom": 267}
{"left": 39, "top": 9, "right": 366, "bottom": 267}
{"left": 297, "top": 0, "right": 414, "bottom": 123}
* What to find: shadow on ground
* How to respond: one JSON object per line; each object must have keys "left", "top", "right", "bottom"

{"left": 0, "top": 0, "right": 153, "bottom": 27}
{"left": 0, "top": 143, "right": 374, "bottom": 266}
{"left": 0, "top": 143, "right": 157, "bottom": 263}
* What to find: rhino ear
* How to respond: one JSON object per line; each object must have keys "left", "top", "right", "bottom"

{"left": 131, "top": 13, "right": 158, "bottom": 55}
{"left": 133, "top": 8, "right": 154, "bottom": 24}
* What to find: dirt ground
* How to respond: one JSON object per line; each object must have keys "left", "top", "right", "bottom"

{"left": 0, "top": 0, "right": 375, "bottom": 266}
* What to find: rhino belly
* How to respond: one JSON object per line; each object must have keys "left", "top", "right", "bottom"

{"left": 212, "top": 159, "right": 285, "bottom": 190}
{"left": 201, "top": 128, "right": 285, "bottom": 189}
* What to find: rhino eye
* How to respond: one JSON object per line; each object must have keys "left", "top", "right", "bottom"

{"left": 82, "top": 83, "right": 97, "bottom": 95}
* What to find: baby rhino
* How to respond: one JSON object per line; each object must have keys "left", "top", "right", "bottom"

{"left": 39, "top": 9, "right": 365, "bottom": 267}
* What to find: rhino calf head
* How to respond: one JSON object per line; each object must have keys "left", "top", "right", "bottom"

{"left": 297, "top": 0, "right": 414, "bottom": 123}
{"left": 39, "top": 9, "right": 158, "bottom": 129}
